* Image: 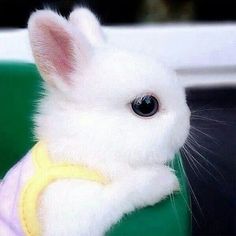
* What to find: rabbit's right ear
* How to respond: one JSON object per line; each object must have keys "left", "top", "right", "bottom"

{"left": 28, "top": 10, "right": 91, "bottom": 89}
{"left": 69, "top": 7, "right": 105, "bottom": 46}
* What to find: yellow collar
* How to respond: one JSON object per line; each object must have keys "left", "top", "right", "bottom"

{"left": 20, "top": 142, "right": 108, "bottom": 236}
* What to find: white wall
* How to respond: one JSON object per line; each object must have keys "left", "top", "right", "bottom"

{"left": 1, "top": 25, "right": 236, "bottom": 88}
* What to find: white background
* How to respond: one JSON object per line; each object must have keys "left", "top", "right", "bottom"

{"left": 1, "top": 25, "right": 236, "bottom": 88}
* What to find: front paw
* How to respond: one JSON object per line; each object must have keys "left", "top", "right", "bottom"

{"left": 154, "top": 166, "right": 180, "bottom": 193}
{"left": 134, "top": 166, "right": 179, "bottom": 207}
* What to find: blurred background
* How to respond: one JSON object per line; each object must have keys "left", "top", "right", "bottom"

{"left": 0, "top": 0, "right": 236, "bottom": 236}
{"left": 1, "top": 0, "right": 236, "bottom": 27}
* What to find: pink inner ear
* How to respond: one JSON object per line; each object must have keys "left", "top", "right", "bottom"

{"left": 34, "top": 22, "right": 76, "bottom": 82}
{"left": 48, "top": 29, "right": 75, "bottom": 77}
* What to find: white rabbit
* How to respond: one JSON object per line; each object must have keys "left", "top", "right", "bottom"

{"left": 0, "top": 7, "right": 190, "bottom": 236}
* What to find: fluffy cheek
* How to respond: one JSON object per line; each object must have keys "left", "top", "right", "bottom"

{"left": 88, "top": 115, "right": 177, "bottom": 165}
{"left": 172, "top": 109, "right": 191, "bottom": 150}
{"left": 72, "top": 112, "right": 183, "bottom": 165}
{"left": 36, "top": 105, "right": 189, "bottom": 166}
{"left": 64, "top": 112, "right": 158, "bottom": 164}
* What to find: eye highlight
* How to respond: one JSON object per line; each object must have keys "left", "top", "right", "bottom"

{"left": 131, "top": 95, "right": 159, "bottom": 117}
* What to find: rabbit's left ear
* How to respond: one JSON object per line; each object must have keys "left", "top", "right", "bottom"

{"left": 69, "top": 7, "right": 105, "bottom": 46}
{"left": 28, "top": 10, "right": 91, "bottom": 88}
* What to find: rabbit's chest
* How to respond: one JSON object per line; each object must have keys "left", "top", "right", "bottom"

{"left": 38, "top": 180, "right": 106, "bottom": 236}
{"left": 19, "top": 142, "right": 109, "bottom": 236}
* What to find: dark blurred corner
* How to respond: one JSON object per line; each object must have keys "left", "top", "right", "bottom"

{"left": 194, "top": 0, "right": 236, "bottom": 21}
{"left": 0, "top": 0, "right": 142, "bottom": 27}
{"left": 1, "top": 0, "right": 236, "bottom": 27}
{"left": 184, "top": 88, "right": 236, "bottom": 236}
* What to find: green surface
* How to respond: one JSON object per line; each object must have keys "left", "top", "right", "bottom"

{"left": 0, "top": 61, "right": 191, "bottom": 236}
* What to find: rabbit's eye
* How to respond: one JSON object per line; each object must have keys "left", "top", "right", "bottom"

{"left": 131, "top": 95, "right": 159, "bottom": 117}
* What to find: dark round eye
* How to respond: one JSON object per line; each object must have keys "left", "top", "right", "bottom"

{"left": 131, "top": 95, "right": 159, "bottom": 117}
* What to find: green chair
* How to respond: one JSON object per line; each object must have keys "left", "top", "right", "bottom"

{"left": 0, "top": 61, "right": 191, "bottom": 236}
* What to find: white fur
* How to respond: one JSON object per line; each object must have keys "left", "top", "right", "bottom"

{"left": 69, "top": 7, "right": 105, "bottom": 46}
{"left": 28, "top": 7, "right": 190, "bottom": 236}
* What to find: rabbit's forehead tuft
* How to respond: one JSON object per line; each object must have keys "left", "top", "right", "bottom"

{"left": 73, "top": 47, "right": 179, "bottom": 103}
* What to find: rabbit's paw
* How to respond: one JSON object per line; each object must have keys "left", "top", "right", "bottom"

{"left": 134, "top": 166, "right": 179, "bottom": 207}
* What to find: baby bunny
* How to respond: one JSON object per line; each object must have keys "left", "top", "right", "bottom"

{"left": 0, "top": 7, "right": 190, "bottom": 236}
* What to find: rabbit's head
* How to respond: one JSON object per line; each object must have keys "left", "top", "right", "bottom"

{"left": 29, "top": 8, "right": 190, "bottom": 166}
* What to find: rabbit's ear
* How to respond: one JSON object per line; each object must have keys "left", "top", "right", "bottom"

{"left": 28, "top": 10, "right": 90, "bottom": 87}
{"left": 69, "top": 7, "right": 105, "bottom": 46}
